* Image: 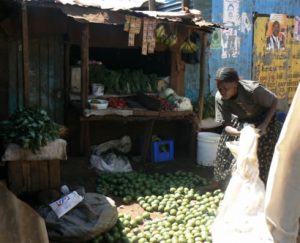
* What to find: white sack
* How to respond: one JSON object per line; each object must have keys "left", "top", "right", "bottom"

{"left": 212, "top": 125, "right": 273, "bottom": 243}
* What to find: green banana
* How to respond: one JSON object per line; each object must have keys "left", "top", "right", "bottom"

{"left": 180, "top": 40, "right": 198, "bottom": 53}
{"left": 164, "top": 34, "right": 177, "bottom": 47}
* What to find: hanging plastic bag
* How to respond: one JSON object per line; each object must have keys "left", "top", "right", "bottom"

{"left": 212, "top": 125, "right": 273, "bottom": 243}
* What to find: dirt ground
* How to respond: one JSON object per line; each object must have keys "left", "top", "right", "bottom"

{"left": 60, "top": 156, "right": 300, "bottom": 243}
{"left": 61, "top": 154, "right": 214, "bottom": 192}
{"left": 60, "top": 154, "right": 214, "bottom": 218}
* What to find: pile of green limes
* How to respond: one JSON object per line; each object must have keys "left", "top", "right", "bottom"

{"left": 92, "top": 171, "right": 223, "bottom": 243}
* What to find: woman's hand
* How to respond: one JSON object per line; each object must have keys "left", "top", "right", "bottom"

{"left": 256, "top": 122, "right": 268, "bottom": 135}
{"left": 225, "top": 126, "right": 240, "bottom": 136}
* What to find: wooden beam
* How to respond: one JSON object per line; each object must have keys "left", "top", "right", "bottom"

{"left": 21, "top": 1, "right": 30, "bottom": 107}
{"left": 81, "top": 23, "right": 89, "bottom": 112}
{"left": 197, "top": 31, "right": 208, "bottom": 129}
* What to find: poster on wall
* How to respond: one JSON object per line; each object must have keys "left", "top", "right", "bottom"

{"left": 222, "top": 0, "right": 240, "bottom": 58}
{"left": 294, "top": 16, "right": 300, "bottom": 42}
{"left": 211, "top": 29, "right": 221, "bottom": 49}
{"left": 221, "top": 28, "right": 240, "bottom": 58}
{"left": 223, "top": 0, "right": 239, "bottom": 24}
{"left": 266, "top": 14, "right": 287, "bottom": 50}
{"left": 253, "top": 15, "right": 300, "bottom": 103}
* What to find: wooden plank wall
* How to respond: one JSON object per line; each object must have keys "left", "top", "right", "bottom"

{"left": 8, "top": 41, "right": 23, "bottom": 113}
{"left": 8, "top": 36, "right": 64, "bottom": 123}
{"left": 0, "top": 40, "right": 9, "bottom": 120}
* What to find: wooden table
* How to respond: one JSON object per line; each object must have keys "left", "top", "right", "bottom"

{"left": 80, "top": 109, "right": 196, "bottom": 162}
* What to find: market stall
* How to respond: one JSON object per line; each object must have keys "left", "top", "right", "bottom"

{"left": 60, "top": 5, "right": 220, "bottom": 161}
{"left": 2, "top": 0, "right": 221, "bottom": 162}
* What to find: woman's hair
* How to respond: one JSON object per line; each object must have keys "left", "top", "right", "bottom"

{"left": 215, "top": 67, "right": 239, "bottom": 83}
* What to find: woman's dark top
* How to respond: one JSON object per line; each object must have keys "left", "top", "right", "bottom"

{"left": 215, "top": 80, "right": 276, "bottom": 124}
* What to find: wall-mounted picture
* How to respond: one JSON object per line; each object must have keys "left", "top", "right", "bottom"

{"left": 266, "top": 14, "right": 287, "bottom": 50}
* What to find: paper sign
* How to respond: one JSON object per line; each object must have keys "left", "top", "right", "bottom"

{"left": 49, "top": 191, "right": 83, "bottom": 218}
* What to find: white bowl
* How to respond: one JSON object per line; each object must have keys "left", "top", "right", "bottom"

{"left": 88, "top": 99, "right": 108, "bottom": 110}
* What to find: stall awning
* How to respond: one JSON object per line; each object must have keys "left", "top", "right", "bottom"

{"left": 23, "top": 0, "right": 222, "bottom": 31}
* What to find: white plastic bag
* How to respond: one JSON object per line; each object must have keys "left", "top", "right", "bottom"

{"left": 90, "top": 136, "right": 133, "bottom": 172}
{"left": 212, "top": 125, "right": 273, "bottom": 243}
{"left": 90, "top": 153, "right": 133, "bottom": 172}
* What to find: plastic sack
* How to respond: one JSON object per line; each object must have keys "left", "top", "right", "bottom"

{"left": 90, "top": 153, "right": 133, "bottom": 172}
{"left": 212, "top": 125, "right": 273, "bottom": 243}
{"left": 92, "top": 136, "right": 132, "bottom": 155}
{"left": 38, "top": 191, "right": 118, "bottom": 242}
{"left": 90, "top": 136, "right": 133, "bottom": 172}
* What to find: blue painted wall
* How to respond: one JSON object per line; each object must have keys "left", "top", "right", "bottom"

{"left": 209, "top": 0, "right": 300, "bottom": 94}
{"left": 183, "top": 0, "right": 212, "bottom": 102}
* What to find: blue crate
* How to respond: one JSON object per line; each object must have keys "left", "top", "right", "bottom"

{"left": 151, "top": 140, "right": 174, "bottom": 163}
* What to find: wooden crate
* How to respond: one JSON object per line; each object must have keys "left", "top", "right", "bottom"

{"left": 7, "top": 160, "right": 61, "bottom": 195}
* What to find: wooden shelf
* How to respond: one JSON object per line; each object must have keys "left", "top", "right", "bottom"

{"left": 79, "top": 109, "right": 196, "bottom": 162}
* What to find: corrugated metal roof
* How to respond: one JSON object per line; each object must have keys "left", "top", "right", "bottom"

{"left": 24, "top": 0, "right": 165, "bottom": 10}
{"left": 157, "top": 0, "right": 194, "bottom": 12}
{"left": 157, "top": 0, "right": 182, "bottom": 12}
{"left": 23, "top": 0, "right": 222, "bottom": 31}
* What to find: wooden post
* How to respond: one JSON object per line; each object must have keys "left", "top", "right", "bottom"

{"left": 21, "top": 1, "right": 30, "bottom": 107}
{"left": 197, "top": 31, "right": 208, "bottom": 129}
{"left": 148, "top": 0, "right": 156, "bottom": 10}
{"left": 181, "top": 0, "right": 189, "bottom": 10}
{"left": 141, "top": 120, "right": 155, "bottom": 163}
{"left": 170, "top": 25, "right": 185, "bottom": 96}
{"left": 81, "top": 23, "right": 89, "bottom": 112}
{"left": 64, "top": 40, "right": 70, "bottom": 121}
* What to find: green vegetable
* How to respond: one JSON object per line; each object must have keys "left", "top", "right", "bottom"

{"left": 193, "top": 95, "right": 216, "bottom": 119}
{"left": 90, "top": 64, "right": 159, "bottom": 94}
{"left": 0, "top": 107, "right": 60, "bottom": 152}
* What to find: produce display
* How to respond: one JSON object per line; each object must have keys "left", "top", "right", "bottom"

{"left": 89, "top": 99, "right": 109, "bottom": 110}
{"left": 192, "top": 95, "right": 215, "bottom": 119}
{"left": 0, "top": 108, "right": 60, "bottom": 151}
{"left": 89, "top": 64, "right": 159, "bottom": 95}
{"left": 149, "top": 95, "right": 177, "bottom": 111}
{"left": 108, "top": 97, "right": 128, "bottom": 109}
{"left": 155, "top": 24, "right": 177, "bottom": 47}
{"left": 180, "top": 39, "right": 198, "bottom": 54}
{"left": 159, "top": 88, "right": 193, "bottom": 111}
{"left": 92, "top": 171, "right": 223, "bottom": 243}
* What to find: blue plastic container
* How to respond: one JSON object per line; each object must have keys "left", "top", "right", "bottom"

{"left": 151, "top": 140, "right": 174, "bottom": 163}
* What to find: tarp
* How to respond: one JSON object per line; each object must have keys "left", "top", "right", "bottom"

{"left": 265, "top": 83, "right": 300, "bottom": 243}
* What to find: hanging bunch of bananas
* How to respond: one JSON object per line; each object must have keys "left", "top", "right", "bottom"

{"left": 180, "top": 39, "right": 198, "bottom": 53}
{"left": 164, "top": 34, "right": 177, "bottom": 47}
{"left": 155, "top": 24, "right": 177, "bottom": 47}
{"left": 155, "top": 24, "right": 167, "bottom": 43}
